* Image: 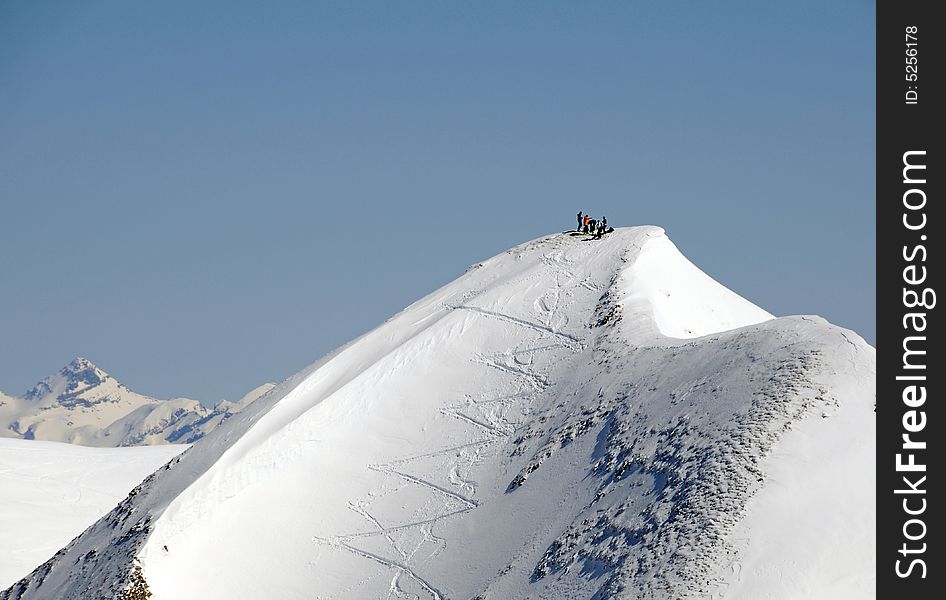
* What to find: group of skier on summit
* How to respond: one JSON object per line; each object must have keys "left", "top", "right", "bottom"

{"left": 576, "top": 211, "right": 611, "bottom": 239}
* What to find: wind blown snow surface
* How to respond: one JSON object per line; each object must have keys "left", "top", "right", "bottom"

{"left": 2, "top": 227, "right": 875, "bottom": 600}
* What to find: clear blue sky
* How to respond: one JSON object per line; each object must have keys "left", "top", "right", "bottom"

{"left": 0, "top": 1, "right": 874, "bottom": 405}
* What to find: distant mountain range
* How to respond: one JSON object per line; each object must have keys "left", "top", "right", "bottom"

{"left": 0, "top": 357, "right": 273, "bottom": 447}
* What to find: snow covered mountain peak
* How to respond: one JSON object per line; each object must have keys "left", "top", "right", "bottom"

{"left": 2, "top": 227, "right": 874, "bottom": 600}
{"left": 62, "top": 356, "right": 105, "bottom": 379}
{"left": 24, "top": 357, "right": 116, "bottom": 406}
{"left": 63, "top": 356, "right": 102, "bottom": 377}
{"left": 3, "top": 357, "right": 274, "bottom": 448}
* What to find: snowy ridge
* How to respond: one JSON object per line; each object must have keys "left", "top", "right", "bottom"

{"left": 2, "top": 227, "right": 875, "bottom": 600}
{"left": 0, "top": 359, "right": 275, "bottom": 447}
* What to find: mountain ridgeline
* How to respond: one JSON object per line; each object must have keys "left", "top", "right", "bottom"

{"left": 2, "top": 227, "right": 875, "bottom": 600}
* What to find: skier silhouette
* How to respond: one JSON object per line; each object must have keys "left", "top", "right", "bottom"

{"left": 576, "top": 211, "right": 583, "bottom": 232}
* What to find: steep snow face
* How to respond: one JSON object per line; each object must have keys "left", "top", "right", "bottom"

{"left": 0, "top": 438, "right": 186, "bottom": 589}
{"left": 2, "top": 227, "right": 874, "bottom": 600}
{"left": 620, "top": 235, "right": 773, "bottom": 338}
{"left": 1, "top": 359, "right": 273, "bottom": 447}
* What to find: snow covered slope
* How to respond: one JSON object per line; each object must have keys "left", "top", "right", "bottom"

{"left": 0, "top": 438, "right": 186, "bottom": 590}
{"left": 0, "top": 392, "right": 25, "bottom": 440}
{"left": 0, "top": 358, "right": 274, "bottom": 447}
{"left": 2, "top": 227, "right": 875, "bottom": 600}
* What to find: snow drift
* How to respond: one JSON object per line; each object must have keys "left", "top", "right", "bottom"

{"left": 1, "top": 226, "right": 875, "bottom": 600}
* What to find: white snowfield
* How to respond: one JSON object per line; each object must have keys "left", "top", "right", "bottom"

{"left": 0, "top": 439, "right": 186, "bottom": 589}
{"left": 1, "top": 227, "right": 875, "bottom": 600}
{"left": 0, "top": 358, "right": 275, "bottom": 447}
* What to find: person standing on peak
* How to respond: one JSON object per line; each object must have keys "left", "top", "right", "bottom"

{"left": 576, "top": 211, "right": 583, "bottom": 232}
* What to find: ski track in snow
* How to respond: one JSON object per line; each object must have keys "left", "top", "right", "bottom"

{"left": 313, "top": 241, "right": 589, "bottom": 599}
